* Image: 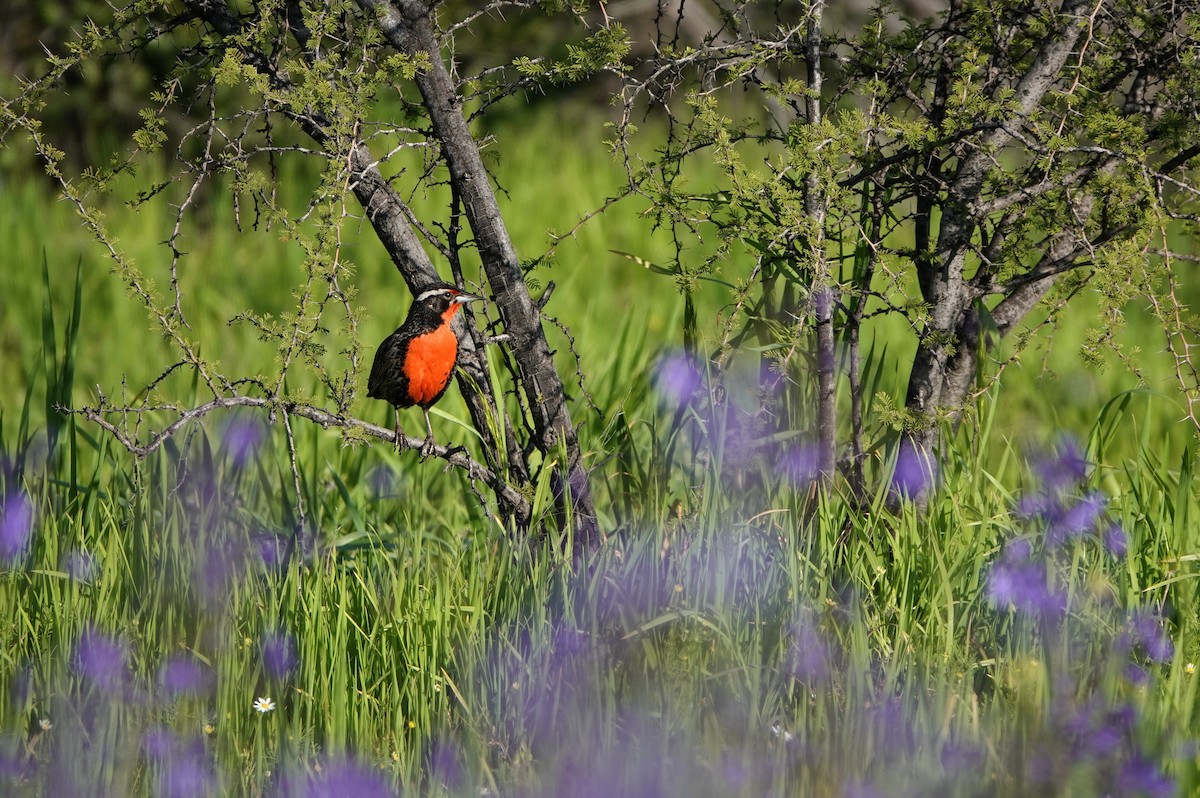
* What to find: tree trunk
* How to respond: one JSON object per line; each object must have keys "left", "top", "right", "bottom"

{"left": 903, "top": 0, "right": 1089, "bottom": 455}
{"left": 805, "top": 0, "right": 836, "bottom": 479}
{"left": 357, "top": 0, "right": 599, "bottom": 546}
{"left": 904, "top": 306, "right": 979, "bottom": 455}
{"left": 347, "top": 142, "right": 530, "bottom": 495}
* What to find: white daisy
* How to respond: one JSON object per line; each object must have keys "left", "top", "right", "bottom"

{"left": 253, "top": 696, "right": 275, "bottom": 713}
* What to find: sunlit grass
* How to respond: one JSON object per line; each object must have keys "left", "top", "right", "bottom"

{"left": 1, "top": 393, "right": 1195, "bottom": 794}
{"left": 1, "top": 107, "right": 1198, "bottom": 795}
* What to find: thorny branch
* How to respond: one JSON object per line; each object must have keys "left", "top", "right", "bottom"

{"left": 4, "top": 0, "right": 625, "bottom": 533}
{"left": 1147, "top": 224, "right": 1200, "bottom": 434}
{"left": 70, "top": 396, "right": 531, "bottom": 520}
{"left": 607, "top": 0, "right": 1200, "bottom": 496}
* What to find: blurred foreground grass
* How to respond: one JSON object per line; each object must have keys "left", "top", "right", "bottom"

{"left": 0, "top": 377, "right": 1196, "bottom": 795}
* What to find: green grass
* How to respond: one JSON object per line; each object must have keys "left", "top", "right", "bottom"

{"left": 1, "top": 105, "right": 1198, "bottom": 795}
{"left": 2, "top": 386, "right": 1196, "bottom": 795}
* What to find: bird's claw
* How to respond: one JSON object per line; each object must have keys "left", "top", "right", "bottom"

{"left": 419, "top": 436, "right": 437, "bottom": 461}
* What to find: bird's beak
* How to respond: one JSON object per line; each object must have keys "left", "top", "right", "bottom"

{"left": 454, "top": 292, "right": 484, "bottom": 305}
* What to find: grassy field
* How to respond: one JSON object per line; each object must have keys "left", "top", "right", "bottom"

{"left": 1, "top": 104, "right": 1198, "bottom": 796}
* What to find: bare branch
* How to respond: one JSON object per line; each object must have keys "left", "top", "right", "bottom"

{"left": 71, "top": 395, "right": 531, "bottom": 519}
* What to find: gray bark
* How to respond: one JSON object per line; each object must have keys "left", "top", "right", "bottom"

{"left": 347, "top": 143, "right": 529, "bottom": 492}
{"left": 357, "top": 0, "right": 599, "bottom": 545}
{"left": 805, "top": 0, "right": 836, "bottom": 479}
{"left": 904, "top": 0, "right": 1092, "bottom": 453}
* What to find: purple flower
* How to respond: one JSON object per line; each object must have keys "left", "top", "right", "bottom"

{"left": 262, "top": 631, "right": 298, "bottom": 680}
{"left": 252, "top": 532, "right": 289, "bottom": 569}
{"left": 788, "top": 613, "right": 830, "bottom": 685}
{"left": 73, "top": 627, "right": 130, "bottom": 692}
{"left": 1082, "top": 722, "right": 1124, "bottom": 758}
{"left": 223, "top": 416, "right": 266, "bottom": 469}
{"left": 1049, "top": 491, "right": 1106, "bottom": 542}
{"left": 986, "top": 541, "right": 1065, "bottom": 617}
{"left": 778, "top": 443, "right": 821, "bottom": 486}
{"left": 652, "top": 352, "right": 703, "bottom": 406}
{"left": 158, "top": 654, "right": 215, "bottom": 697}
{"left": 305, "top": 758, "right": 392, "bottom": 798}
{"left": 0, "top": 746, "right": 33, "bottom": 781}
{"left": 144, "top": 730, "right": 216, "bottom": 798}
{"left": 1104, "top": 523, "right": 1129, "bottom": 559}
{"left": 1032, "top": 436, "right": 1088, "bottom": 492}
{"left": 866, "top": 696, "right": 913, "bottom": 754}
{"left": 143, "top": 726, "right": 177, "bottom": 759}
{"left": 1127, "top": 611, "right": 1174, "bottom": 664}
{"left": 61, "top": 549, "right": 99, "bottom": 582}
{"left": 425, "top": 738, "right": 462, "bottom": 791}
{"left": 158, "top": 754, "right": 215, "bottom": 798}
{"left": 1124, "top": 662, "right": 1151, "bottom": 684}
{"left": 0, "top": 491, "right": 34, "bottom": 564}
{"left": 1116, "top": 754, "right": 1175, "bottom": 798}
{"left": 1014, "top": 493, "right": 1061, "bottom": 523}
{"left": 1066, "top": 701, "right": 1128, "bottom": 758}
{"left": 890, "top": 439, "right": 937, "bottom": 501}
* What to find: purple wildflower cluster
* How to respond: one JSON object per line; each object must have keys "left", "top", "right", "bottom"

{"left": 143, "top": 727, "right": 217, "bottom": 798}
{"left": 73, "top": 626, "right": 132, "bottom": 694}
{"left": 275, "top": 756, "right": 393, "bottom": 798}
{"left": 986, "top": 537, "right": 1066, "bottom": 617}
{"left": 0, "top": 415, "right": 313, "bottom": 797}
{"left": 223, "top": 415, "right": 267, "bottom": 470}
{"left": 0, "top": 489, "right": 34, "bottom": 565}
{"left": 29, "top": 620, "right": 288, "bottom": 793}
{"left": 651, "top": 351, "right": 704, "bottom": 407}
{"left": 158, "top": 653, "right": 216, "bottom": 698}
{"left": 1012, "top": 436, "right": 1116, "bottom": 550}
{"left": 981, "top": 436, "right": 1179, "bottom": 795}
{"left": 1024, "top": 694, "right": 1176, "bottom": 798}
{"left": 889, "top": 438, "right": 938, "bottom": 501}
{"left": 987, "top": 437, "right": 1126, "bottom": 617}
{"left": 1119, "top": 609, "right": 1176, "bottom": 667}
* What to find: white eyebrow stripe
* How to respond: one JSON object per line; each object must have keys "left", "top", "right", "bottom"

{"left": 416, "top": 288, "right": 454, "bottom": 302}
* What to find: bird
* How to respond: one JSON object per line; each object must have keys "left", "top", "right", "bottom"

{"left": 368, "top": 281, "right": 483, "bottom": 457}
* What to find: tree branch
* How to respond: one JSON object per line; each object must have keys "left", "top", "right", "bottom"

{"left": 182, "top": 0, "right": 527, "bottom": 522}
{"left": 71, "top": 395, "right": 531, "bottom": 520}
{"left": 355, "top": 0, "right": 598, "bottom": 544}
